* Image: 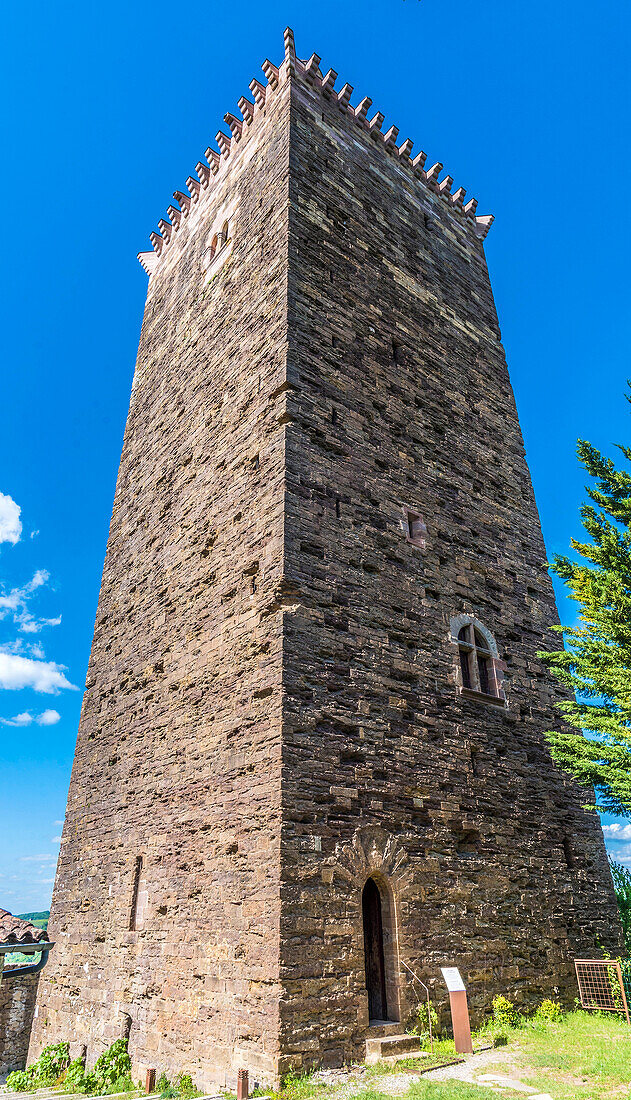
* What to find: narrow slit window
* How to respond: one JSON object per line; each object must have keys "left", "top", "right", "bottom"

{"left": 563, "top": 836, "right": 575, "bottom": 869}
{"left": 129, "top": 856, "right": 145, "bottom": 931}
{"left": 392, "top": 339, "right": 403, "bottom": 365}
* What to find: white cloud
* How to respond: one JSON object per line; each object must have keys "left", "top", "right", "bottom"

{"left": 603, "top": 822, "right": 631, "bottom": 841}
{"left": 51, "top": 836, "right": 62, "bottom": 844}
{"left": 0, "top": 494, "right": 22, "bottom": 545}
{"left": 53, "top": 820, "right": 63, "bottom": 826}
{"left": 20, "top": 854, "right": 57, "bottom": 862}
{"left": 2, "top": 708, "right": 61, "bottom": 726}
{"left": 0, "top": 652, "right": 76, "bottom": 693}
{"left": 37, "top": 709, "right": 60, "bottom": 725}
{"left": 30, "top": 530, "right": 39, "bottom": 539}
{"left": 0, "top": 570, "right": 61, "bottom": 636}
{"left": 0, "top": 711, "right": 33, "bottom": 727}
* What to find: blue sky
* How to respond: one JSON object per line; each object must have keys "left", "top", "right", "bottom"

{"left": 1, "top": 0, "right": 630, "bottom": 912}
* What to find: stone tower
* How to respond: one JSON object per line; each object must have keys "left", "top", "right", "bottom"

{"left": 31, "top": 28, "right": 621, "bottom": 1090}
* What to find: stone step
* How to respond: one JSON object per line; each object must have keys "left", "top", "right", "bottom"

{"left": 366, "top": 1020, "right": 404, "bottom": 1039}
{"left": 365, "top": 1033, "right": 421, "bottom": 1064}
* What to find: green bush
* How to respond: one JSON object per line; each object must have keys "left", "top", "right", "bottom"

{"left": 410, "top": 1002, "right": 440, "bottom": 1048}
{"left": 491, "top": 995, "right": 520, "bottom": 1029}
{"left": 64, "top": 1057, "right": 90, "bottom": 1092}
{"left": 4, "top": 1071, "right": 32, "bottom": 1093}
{"left": 57, "top": 1040, "right": 133, "bottom": 1095}
{"left": 175, "top": 1075, "right": 199, "bottom": 1099}
{"left": 6, "top": 1041, "right": 70, "bottom": 1091}
{"left": 535, "top": 998, "right": 563, "bottom": 1024}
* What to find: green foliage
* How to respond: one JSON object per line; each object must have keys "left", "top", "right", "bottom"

{"left": 57, "top": 1040, "right": 133, "bottom": 1095}
{"left": 539, "top": 397, "right": 631, "bottom": 814}
{"left": 409, "top": 1001, "right": 440, "bottom": 1047}
{"left": 6, "top": 1041, "right": 70, "bottom": 1091}
{"left": 610, "top": 858, "right": 631, "bottom": 954}
{"left": 154, "top": 1071, "right": 200, "bottom": 1099}
{"left": 64, "top": 1057, "right": 90, "bottom": 1093}
{"left": 535, "top": 998, "right": 563, "bottom": 1024}
{"left": 278, "top": 1070, "right": 325, "bottom": 1100}
{"left": 491, "top": 995, "right": 520, "bottom": 1029}
{"left": 88, "top": 1040, "right": 132, "bottom": 1094}
{"left": 4, "top": 1071, "right": 32, "bottom": 1092}
{"left": 15, "top": 911, "right": 49, "bottom": 929}
{"left": 157, "top": 1072, "right": 175, "bottom": 1097}
{"left": 175, "top": 1074, "right": 199, "bottom": 1099}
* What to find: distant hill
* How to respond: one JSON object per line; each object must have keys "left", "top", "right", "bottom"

{"left": 16, "top": 911, "right": 49, "bottom": 930}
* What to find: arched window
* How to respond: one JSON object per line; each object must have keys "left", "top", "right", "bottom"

{"left": 450, "top": 614, "right": 506, "bottom": 704}
{"left": 209, "top": 233, "right": 219, "bottom": 263}
{"left": 220, "top": 219, "right": 230, "bottom": 246}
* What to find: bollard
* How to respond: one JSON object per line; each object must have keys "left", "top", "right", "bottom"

{"left": 145, "top": 1068, "right": 156, "bottom": 1094}
{"left": 237, "top": 1068, "right": 249, "bottom": 1100}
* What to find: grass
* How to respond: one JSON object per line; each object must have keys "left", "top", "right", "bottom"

{"left": 483, "top": 1009, "right": 631, "bottom": 1100}
{"left": 274, "top": 1010, "right": 630, "bottom": 1100}
{"left": 346, "top": 1088, "right": 500, "bottom": 1100}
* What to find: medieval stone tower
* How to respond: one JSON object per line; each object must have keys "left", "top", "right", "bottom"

{"left": 30, "top": 27, "right": 621, "bottom": 1090}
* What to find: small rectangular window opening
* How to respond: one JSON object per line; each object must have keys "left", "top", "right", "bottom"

{"left": 335, "top": 497, "right": 341, "bottom": 518}
{"left": 129, "top": 856, "right": 144, "bottom": 931}
{"left": 331, "top": 407, "right": 338, "bottom": 425}
{"left": 404, "top": 508, "right": 426, "bottom": 549}
{"left": 392, "top": 339, "right": 403, "bottom": 365}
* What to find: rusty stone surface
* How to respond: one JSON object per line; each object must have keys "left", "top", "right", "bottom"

{"left": 30, "top": 38, "right": 622, "bottom": 1092}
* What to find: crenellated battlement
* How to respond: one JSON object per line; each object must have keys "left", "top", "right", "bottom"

{"left": 137, "top": 28, "right": 493, "bottom": 275}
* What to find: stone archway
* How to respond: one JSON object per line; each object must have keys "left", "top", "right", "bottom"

{"left": 333, "top": 827, "right": 411, "bottom": 1027}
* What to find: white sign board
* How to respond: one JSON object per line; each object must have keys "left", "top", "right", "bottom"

{"left": 441, "top": 966, "right": 466, "bottom": 993}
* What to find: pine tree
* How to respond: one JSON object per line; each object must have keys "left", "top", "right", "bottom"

{"left": 541, "top": 396, "right": 631, "bottom": 816}
{"left": 610, "top": 859, "right": 631, "bottom": 955}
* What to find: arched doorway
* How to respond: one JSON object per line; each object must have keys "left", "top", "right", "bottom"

{"left": 362, "top": 877, "right": 388, "bottom": 1021}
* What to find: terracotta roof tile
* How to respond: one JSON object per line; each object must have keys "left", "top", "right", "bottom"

{"left": 0, "top": 909, "right": 49, "bottom": 945}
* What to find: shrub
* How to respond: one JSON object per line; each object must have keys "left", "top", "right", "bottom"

{"left": 91, "top": 1039, "right": 132, "bottom": 1094}
{"left": 176, "top": 1075, "right": 199, "bottom": 1099}
{"left": 492, "top": 995, "right": 520, "bottom": 1029}
{"left": 64, "top": 1057, "right": 90, "bottom": 1093}
{"left": 536, "top": 998, "right": 563, "bottom": 1024}
{"left": 157, "top": 1073, "right": 171, "bottom": 1093}
{"left": 4, "top": 1071, "right": 32, "bottom": 1093}
{"left": 6, "top": 1042, "right": 70, "bottom": 1092}
{"left": 410, "top": 1002, "right": 440, "bottom": 1047}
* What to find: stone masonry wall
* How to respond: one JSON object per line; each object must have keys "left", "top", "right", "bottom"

{"left": 278, "top": 70, "right": 622, "bottom": 1071}
{"left": 0, "top": 972, "right": 39, "bottom": 1081}
{"left": 30, "top": 70, "right": 292, "bottom": 1092}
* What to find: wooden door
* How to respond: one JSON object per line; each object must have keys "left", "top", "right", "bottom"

{"left": 362, "top": 877, "right": 388, "bottom": 1021}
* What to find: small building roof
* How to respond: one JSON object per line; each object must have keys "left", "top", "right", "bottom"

{"left": 0, "top": 909, "right": 49, "bottom": 946}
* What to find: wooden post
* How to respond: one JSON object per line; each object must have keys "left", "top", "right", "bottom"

{"left": 237, "top": 1069, "right": 249, "bottom": 1100}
